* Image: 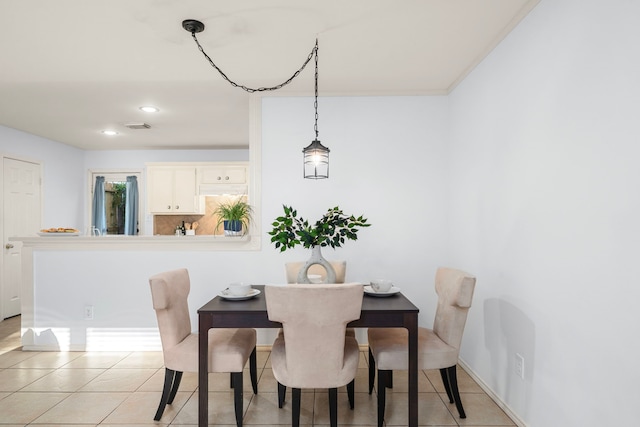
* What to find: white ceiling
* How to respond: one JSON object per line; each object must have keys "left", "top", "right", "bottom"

{"left": 0, "top": 0, "right": 539, "bottom": 150}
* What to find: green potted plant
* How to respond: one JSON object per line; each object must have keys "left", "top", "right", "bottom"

{"left": 111, "top": 182, "right": 126, "bottom": 235}
{"left": 269, "top": 205, "right": 370, "bottom": 283}
{"left": 213, "top": 198, "right": 253, "bottom": 236}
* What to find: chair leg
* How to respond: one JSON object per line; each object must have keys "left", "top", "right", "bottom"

{"left": 292, "top": 387, "right": 301, "bottom": 427}
{"left": 440, "top": 368, "right": 454, "bottom": 403}
{"left": 249, "top": 347, "right": 258, "bottom": 394}
{"left": 167, "top": 371, "right": 183, "bottom": 404}
{"left": 368, "top": 348, "right": 393, "bottom": 392}
{"left": 377, "top": 370, "right": 390, "bottom": 427}
{"left": 154, "top": 368, "right": 177, "bottom": 421}
{"left": 368, "top": 347, "right": 375, "bottom": 394}
{"left": 277, "top": 382, "right": 286, "bottom": 408}
{"left": 231, "top": 372, "right": 244, "bottom": 427}
{"left": 329, "top": 387, "right": 338, "bottom": 427}
{"left": 446, "top": 365, "right": 466, "bottom": 418}
{"left": 347, "top": 379, "right": 355, "bottom": 409}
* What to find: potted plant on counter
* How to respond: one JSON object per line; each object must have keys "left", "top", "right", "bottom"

{"left": 269, "top": 205, "right": 370, "bottom": 283}
{"left": 213, "top": 198, "right": 253, "bottom": 236}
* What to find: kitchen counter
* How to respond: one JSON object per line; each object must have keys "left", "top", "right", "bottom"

{"left": 12, "top": 234, "right": 258, "bottom": 251}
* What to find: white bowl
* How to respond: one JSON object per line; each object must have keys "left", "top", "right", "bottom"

{"left": 370, "top": 279, "right": 393, "bottom": 293}
{"left": 228, "top": 282, "right": 252, "bottom": 296}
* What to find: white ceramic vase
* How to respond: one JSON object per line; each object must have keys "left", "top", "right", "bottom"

{"left": 296, "top": 245, "right": 337, "bottom": 284}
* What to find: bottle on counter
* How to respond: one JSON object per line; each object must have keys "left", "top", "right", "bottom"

{"left": 181, "top": 221, "right": 186, "bottom": 235}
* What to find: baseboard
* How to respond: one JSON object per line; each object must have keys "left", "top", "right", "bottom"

{"left": 458, "top": 359, "right": 527, "bottom": 427}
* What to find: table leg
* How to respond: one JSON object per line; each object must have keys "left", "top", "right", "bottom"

{"left": 406, "top": 312, "right": 419, "bottom": 427}
{"left": 199, "top": 314, "right": 209, "bottom": 427}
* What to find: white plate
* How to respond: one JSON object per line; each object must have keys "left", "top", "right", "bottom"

{"left": 37, "top": 232, "right": 80, "bottom": 237}
{"left": 219, "top": 288, "right": 261, "bottom": 301}
{"left": 364, "top": 285, "right": 401, "bottom": 297}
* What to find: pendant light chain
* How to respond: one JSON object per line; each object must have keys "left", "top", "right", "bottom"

{"left": 190, "top": 32, "right": 318, "bottom": 93}
{"left": 314, "top": 38, "right": 319, "bottom": 139}
{"left": 182, "top": 18, "right": 329, "bottom": 179}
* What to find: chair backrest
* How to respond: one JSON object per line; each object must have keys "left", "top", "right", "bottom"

{"left": 265, "top": 283, "right": 363, "bottom": 384}
{"left": 284, "top": 260, "right": 347, "bottom": 283}
{"left": 433, "top": 267, "right": 476, "bottom": 351}
{"left": 149, "top": 268, "right": 192, "bottom": 351}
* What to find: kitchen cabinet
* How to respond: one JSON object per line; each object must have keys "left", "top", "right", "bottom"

{"left": 147, "top": 166, "right": 201, "bottom": 214}
{"left": 199, "top": 165, "right": 246, "bottom": 184}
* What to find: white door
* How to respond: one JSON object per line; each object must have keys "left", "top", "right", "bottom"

{"left": 2, "top": 157, "right": 41, "bottom": 319}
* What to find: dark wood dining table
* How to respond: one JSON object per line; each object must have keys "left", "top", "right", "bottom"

{"left": 198, "top": 284, "right": 419, "bottom": 426}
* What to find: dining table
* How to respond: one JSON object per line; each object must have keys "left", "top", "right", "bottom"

{"left": 198, "top": 284, "right": 420, "bottom": 426}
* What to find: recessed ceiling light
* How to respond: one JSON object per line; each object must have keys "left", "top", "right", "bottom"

{"left": 101, "top": 130, "right": 118, "bottom": 136}
{"left": 139, "top": 106, "right": 159, "bottom": 113}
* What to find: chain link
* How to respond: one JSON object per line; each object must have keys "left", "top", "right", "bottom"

{"left": 314, "top": 38, "right": 319, "bottom": 138}
{"left": 191, "top": 32, "right": 318, "bottom": 94}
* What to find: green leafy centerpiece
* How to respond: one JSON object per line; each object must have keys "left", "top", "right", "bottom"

{"left": 269, "top": 205, "right": 370, "bottom": 283}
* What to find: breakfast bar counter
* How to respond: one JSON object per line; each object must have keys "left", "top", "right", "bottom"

{"left": 10, "top": 234, "right": 264, "bottom": 352}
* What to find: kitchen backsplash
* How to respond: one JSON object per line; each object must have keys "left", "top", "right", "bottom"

{"left": 153, "top": 196, "right": 225, "bottom": 235}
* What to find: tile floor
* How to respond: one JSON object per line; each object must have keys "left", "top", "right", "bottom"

{"left": 0, "top": 315, "right": 515, "bottom": 426}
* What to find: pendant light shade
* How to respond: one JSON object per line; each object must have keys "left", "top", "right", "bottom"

{"left": 303, "top": 139, "right": 330, "bottom": 179}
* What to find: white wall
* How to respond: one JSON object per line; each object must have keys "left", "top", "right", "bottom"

{"left": 447, "top": 0, "right": 640, "bottom": 425}
{"left": 0, "top": 126, "right": 84, "bottom": 227}
{"left": 261, "top": 95, "right": 449, "bottom": 311}
{"left": 83, "top": 149, "right": 248, "bottom": 169}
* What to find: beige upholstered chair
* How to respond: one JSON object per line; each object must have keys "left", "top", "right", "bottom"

{"left": 367, "top": 267, "right": 476, "bottom": 426}
{"left": 149, "top": 268, "right": 257, "bottom": 425}
{"left": 284, "top": 260, "right": 354, "bottom": 340}
{"left": 284, "top": 260, "right": 347, "bottom": 284}
{"left": 266, "top": 283, "right": 363, "bottom": 427}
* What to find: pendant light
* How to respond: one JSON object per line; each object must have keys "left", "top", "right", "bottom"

{"left": 182, "top": 20, "right": 329, "bottom": 179}
{"left": 302, "top": 40, "right": 329, "bottom": 179}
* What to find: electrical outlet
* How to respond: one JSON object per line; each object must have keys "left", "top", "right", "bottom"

{"left": 515, "top": 353, "right": 525, "bottom": 380}
{"left": 84, "top": 305, "right": 94, "bottom": 320}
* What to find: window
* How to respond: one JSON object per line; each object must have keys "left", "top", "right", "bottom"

{"left": 89, "top": 171, "right": 142, "bottom": 235}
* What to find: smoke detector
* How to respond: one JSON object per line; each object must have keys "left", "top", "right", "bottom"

{"left": 124, "top": 123, "right": 151, "bottom": 130}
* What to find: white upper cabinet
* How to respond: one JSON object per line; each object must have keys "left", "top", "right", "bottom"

{"left": 199, "top": 166, "right": 246, "bottom": 184}
{"left": 146, "top": 162, "right": 250, "bottom": 214}
{"left": 147, "top": 166, "right": 200, "bottom": 214}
